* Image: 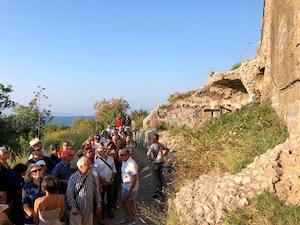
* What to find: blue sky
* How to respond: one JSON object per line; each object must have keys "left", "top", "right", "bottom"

{"left": 0, "top": 0, "right": 263, "bottom": 116}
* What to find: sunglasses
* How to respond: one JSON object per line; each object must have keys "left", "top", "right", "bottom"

{"left": 32, "top": 148, "right": 41, "bottom": 152}
{"left": 31, "top": 168, "right": 42, "bottom": 173}
{"left": 119, "top": 153, "right": 127, "bottom": 157}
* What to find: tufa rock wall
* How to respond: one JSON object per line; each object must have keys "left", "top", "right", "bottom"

{"left": 143, "top": 57, "right": 265, "bottom": 129}
{"left": 170, "top": 0, "right": 300, "bottom": 224}
{"left": 260, "top": 0, "right": 300, "bottom": 135}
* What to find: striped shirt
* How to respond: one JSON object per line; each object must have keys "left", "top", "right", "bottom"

{"left": 66, "top": 170, "right": 101, "bottom": 215}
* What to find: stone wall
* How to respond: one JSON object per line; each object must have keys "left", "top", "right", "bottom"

{"left": 173, "top": 136, "right": 300, "bottom": 225}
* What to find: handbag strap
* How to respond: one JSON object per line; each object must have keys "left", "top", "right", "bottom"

{"left": 73, "top": 175, "right": 88, "bottom": 199}
{"left": 99, "top": 157, "right": 113, "bottom": 171}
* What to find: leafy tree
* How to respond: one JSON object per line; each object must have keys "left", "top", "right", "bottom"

{"left": 0, "top": 83, "right": 16, "bottom": 146}
{"left": 0, "top": 83, "right": 15, "bottom": 114}
{"left": 94, "top": 98, "right": 129, "bottom": 130}
{"left": 130, "top": 109, "right": 148, "bottom": 129}
{"left": 12, "top": 86, "right": 52, "bottom": 139}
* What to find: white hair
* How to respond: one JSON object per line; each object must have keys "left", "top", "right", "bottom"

{"left": 0, "top": 146, "right": 9, "bottom": 158}
{"left": 76, "top": 156, "right": 89, "bottom": 168}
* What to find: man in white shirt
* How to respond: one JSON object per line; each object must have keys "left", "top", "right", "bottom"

{"left": 119, "top": 148, "right": 139, "bottom": 225}
{"left": 94, "top": 146, "right": 116, "bottom": 218}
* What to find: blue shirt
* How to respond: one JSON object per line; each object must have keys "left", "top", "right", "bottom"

{"left": 22, "top": 181, "right": 44, "bottom": 224}
{"left": 51, "top": 160, "right": 73, "bottom": 194}
{"left": 51, "top": 160, "right": 72, "bottom": 181}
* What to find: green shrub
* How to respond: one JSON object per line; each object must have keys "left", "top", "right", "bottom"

{"left": 43, "top": 128, "right": 93, "bottom": 151}
{"left": 156, "top": 122, "right": 168, "bottom": 131}
{"left": 168, "top": 90, "right": 196, "bottom": 103}
{"left": 230, "top": 62, "right": 241, "bottom": 71}
{"left": 224, "top": 193, "right": 300, "bottom": 225}
{"left": 130, "top": 109, "right": 148, "bottom": 130}
{"left": 94, "top": 98, "right": 129, "bottom": 130}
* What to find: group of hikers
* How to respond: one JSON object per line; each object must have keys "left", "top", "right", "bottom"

{"left": 0, "top": 115, "right": 170, "bottom": 225}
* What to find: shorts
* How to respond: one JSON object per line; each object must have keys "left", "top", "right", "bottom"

{"left": 121, "top": 186, "right": 138, "bottom": 200}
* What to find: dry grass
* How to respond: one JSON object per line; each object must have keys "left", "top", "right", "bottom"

{"left": 224, "top": 193, "right": 300, "bottom": 225}
{"left": 168, "top": 90, "right": 196, "bottom": 103}
{"left": 166, "top": 102, "right": 288, "bottom": 191}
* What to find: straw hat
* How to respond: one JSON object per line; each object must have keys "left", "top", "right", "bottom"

{"left": 0, "top": 204, "right": 8, "bottom": 213}
{"left": 29, "top": 138, "right": 42, "bottom": 148}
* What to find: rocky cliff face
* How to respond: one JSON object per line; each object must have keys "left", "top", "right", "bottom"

{"left": 143, "top": 0, "right": 300, "bottom": 224}
{"left": 143, "top": 57, "right": 265, "bottom": 128}
{"left": 170, "top": 1, "right": 300, "bottom": 224}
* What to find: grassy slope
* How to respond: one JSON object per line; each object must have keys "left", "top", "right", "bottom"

{"left": 167, "top": 102, "right": 288, "bottom": 189}
{"left": 163, "top": 102, "right": 300, "bottom": 225}
{"left": 224, "top": 193, "right": 300, "bottom": 225}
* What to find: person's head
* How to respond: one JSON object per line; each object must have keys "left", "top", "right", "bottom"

{"left": 67, "top": 144, "right": 74, "bottom": 151}
{"left": 83, "top": 147, "right": 95, "bottom": 161}
{"left": 13, "top": 163, "right": 27, "bottom": 178}
{"left": 36, "top": 160, "right": 47, "bottom": 174}
{"left": 126, "top": 135, "right": 132, "bottom": 144}
{"left": 81, "top": 141, "right": 92, "bottom": 150}
{"left": 103, "top": 131, "right": 109, "bottom": 138}
{"left": 107, "top": 142, "right": 117, "bottom": 158}
{"left": 29, "top": 138, "right": 43, "bottom": 149}
{"left": 152, "top": 133, "right": 159, "bottom": 144}
{"left": 112, "top": 134, "right": 120, "bottom": 143}
{"left": 0, "top": 145, "right": 11, "bottom": 163}
{"left": 30, "top": 146, "right": 43, "bottom": 160}
{"left": 50, "top": 143, "right": 60, "bottom": 154}
{"left": 119, "top": 148, "right": 130, "bottom": 161}
{"left": 60, "top": 150, "right": 75, "bottom": 162}
{"left": 96, "top": 144, "right": 107, "bottom": 156}
{"left": 62, "top": 141, "right": 70, "bottom": 151}
{"left": 41, "top": 176, "right": 58, "bottom": 194}
{"left": 24, "top": 164, "right": 43, "bottom": 182}
{"left": 77, "top": 156, "right": 90, "bottom": 174}
{"left": 95, "top": 134, "right": 100, "bottom": 139}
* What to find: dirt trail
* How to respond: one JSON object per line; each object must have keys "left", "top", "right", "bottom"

{"left": 105, "top": 145, "right": 156, "bottom": 225}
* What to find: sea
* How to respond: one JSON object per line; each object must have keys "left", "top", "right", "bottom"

{"left": 52, "top": 116, "right": 96, "bottom": 126}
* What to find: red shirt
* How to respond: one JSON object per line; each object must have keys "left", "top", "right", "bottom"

{"left": 116, "top": 119, "right": 123, "bottom": 128}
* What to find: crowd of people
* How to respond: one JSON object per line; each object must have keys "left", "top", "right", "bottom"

{"left": 0, "top": 116, "right": 141, "bottom": 225}
{"left": 0, "top": 115, "right": 170, "bottom": 225}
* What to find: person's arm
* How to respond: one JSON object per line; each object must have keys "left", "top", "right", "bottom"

{"left": 110, "top": 158, "right": 116, "bottom": 183}
{"left": 160, "top": 143, "right": 170, "bottom": 155}
{"left": 33, "top": 198, "right": 40, "bottom": 224}
{"left": 92, "top": 175, "right": 102, "bottom": 215}
{"left": 66, "top": 176, "right": 79, "bottom": 215}
{"left": 22, "top": 186, "right": 35, "bottom": 219}
{"left": 24, "top": 203, "right": 34, "bottom": 217}
{"left": 58, "top": 195, "right": 65, "bottom": 219}
{"left": 147, "top": 147, "right": 152, "bottom": 160}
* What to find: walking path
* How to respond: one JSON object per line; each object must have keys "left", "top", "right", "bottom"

{"left": 105, "top": 144, "right": 156, "bottom": 225}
